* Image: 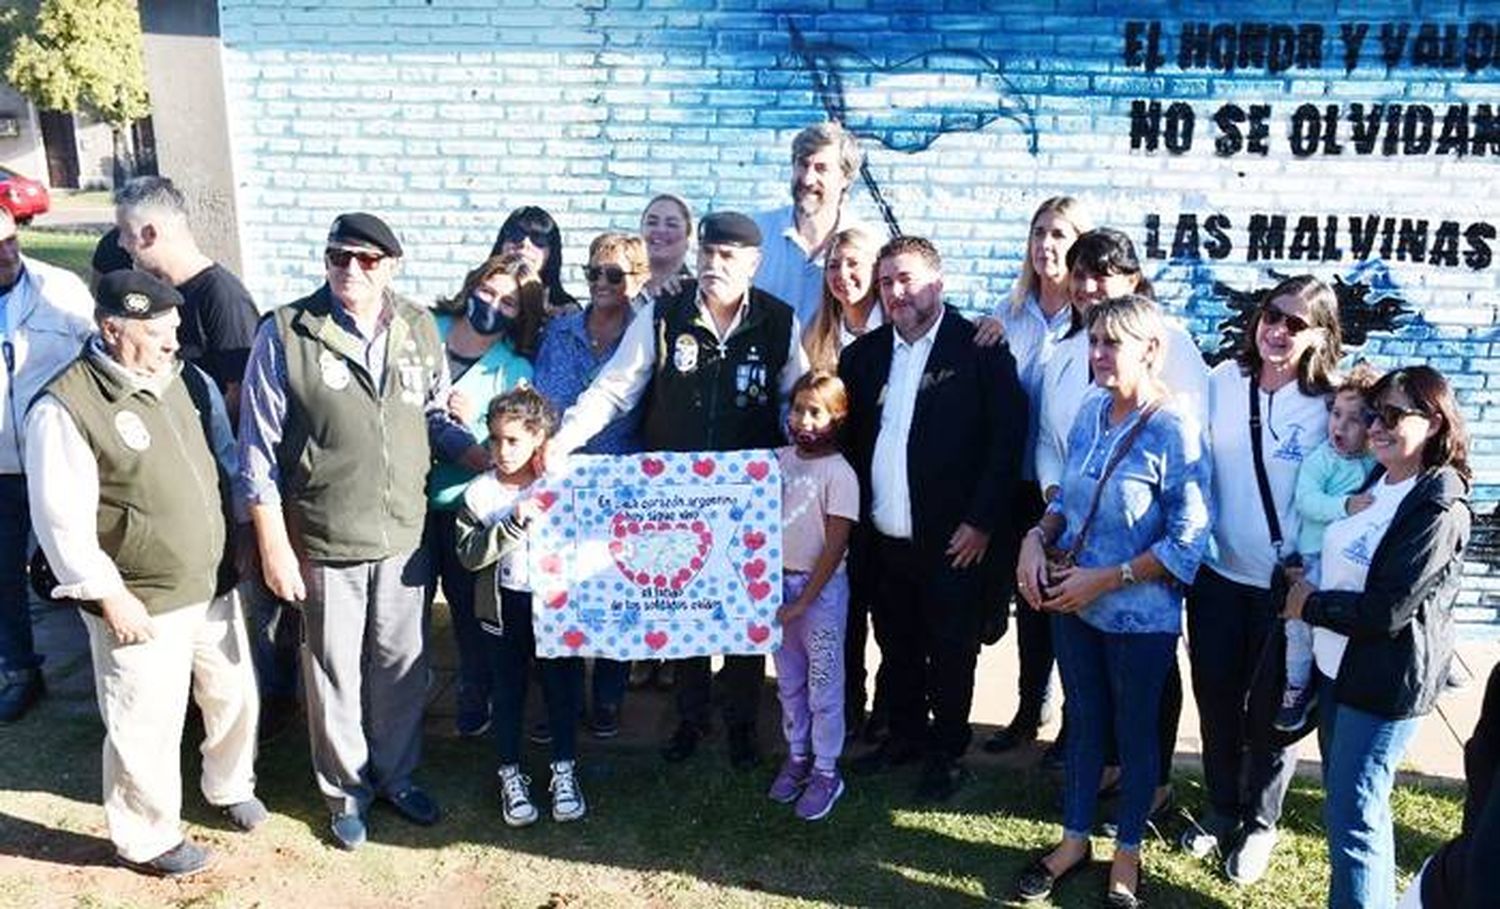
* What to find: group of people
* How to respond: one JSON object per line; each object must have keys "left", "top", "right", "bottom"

{"left": 0, "top": 120, "right": 1484, "bottom": 909}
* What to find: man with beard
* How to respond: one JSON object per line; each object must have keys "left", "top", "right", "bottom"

{"left": 752, "top": 122, "right": 875, "bottom": 326}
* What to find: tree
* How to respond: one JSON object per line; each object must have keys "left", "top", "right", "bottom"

{"left": 4, "top": 0, "right": 150, "bottom": 185}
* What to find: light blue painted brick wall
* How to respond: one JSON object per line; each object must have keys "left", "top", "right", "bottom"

{"left": 214, "top": 0, "right": 1500, "bottom": 631}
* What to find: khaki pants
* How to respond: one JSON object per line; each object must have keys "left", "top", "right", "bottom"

{"left": 83, "top": 591, "right": 259, "bottom": 862}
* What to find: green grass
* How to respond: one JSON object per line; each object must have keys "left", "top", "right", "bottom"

{"left": 18, "top": 228, "right": 99, "bottom": 280}
{"left": 0, "top": 701, "right": 1464, "bottom": 909}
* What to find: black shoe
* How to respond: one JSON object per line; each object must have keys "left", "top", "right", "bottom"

{"left": 1041, "top": 739, "right": 1066, "bottom": 772}
{"left": 849, "top": 737, "right": 922, "bottom": 775}
{"left": 982, "top": 721, "right": 1040, "bottom": 754}
{"left": 915, "top": 757, "right": 966, "bottom": 801}
{"left": 0, "top": 668, "right": 44, "bottom": 723}
{"left": 590, "top": 704, "right": 621, "bottom": 739}
{"left": 1014, "top": 842, "right": 1093, "bottom": 902}
{"left": 661, "top": 722, "right": 703, "bottom": 763}
{"left": 119, "top": 839, "right": 214, "bottom": 877}
{"left": 383, "top": 786, "right": 441, "bottom": 826}
{"left": 728, "top": 724, "right": 759, "bottom": 770}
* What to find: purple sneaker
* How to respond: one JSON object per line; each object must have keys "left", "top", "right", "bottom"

{"left": 767, "top": 755, "right": 811, "bottom": 803}
{"left": 795, "top": 769, "right": 845, "bottom": 821}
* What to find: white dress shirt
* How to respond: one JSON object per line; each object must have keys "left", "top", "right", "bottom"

{"left": 870, "top": 311, "right": 944, "bottom": 539}
{"left": 553, "top": 290, "right": 809, "bottom": 455}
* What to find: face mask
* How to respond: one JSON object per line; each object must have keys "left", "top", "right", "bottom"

{"left": 466, "top": 294, "right": 515, "bottom": 335}
{"left": 786, "top": 418, "right": 838, "bottom": 449}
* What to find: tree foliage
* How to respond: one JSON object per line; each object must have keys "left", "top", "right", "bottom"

{"left": 4, "top": 0, "right": 149, "bottom": 130}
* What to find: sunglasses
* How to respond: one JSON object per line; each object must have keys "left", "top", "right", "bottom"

{"left": 1362, "top": 402, "right": 1428, "bottom": 428}
{"left": 1259, "top": 304, "right": 1311, "bottom": 335}
{"left": 582, "top": 265, "right": 633, "bottom": 285}
{"left": 502, "top": 227, "right": 551, "bottom": 248}
{"left": 325, "top": 249, "right": 384, "bottom": 271}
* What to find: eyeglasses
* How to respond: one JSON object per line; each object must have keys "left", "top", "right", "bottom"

{"left": 1259, "top": 304, "right": 1311, "bottom": 335}
{"left": 325, "top": 249, "right": 384, "bottom": 271}
{"left": 1362, "top": 402, "right": 1428, "bottom": 428}
{"left": 582, "top": 265, "right": 633, "bottom": 285}
{"left": 502, "top": 227, "right": 551, "bottom": 249}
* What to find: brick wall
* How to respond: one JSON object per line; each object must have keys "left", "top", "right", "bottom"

{"left": 214, "top": 0, "right": 1500, "bottom": 632}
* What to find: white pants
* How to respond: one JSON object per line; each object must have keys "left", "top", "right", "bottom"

{"left": 83, "top": 591, "right": 260, "bottom": 862}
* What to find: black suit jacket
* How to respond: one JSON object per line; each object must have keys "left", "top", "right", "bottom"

{"left": 837, "top": 306, "right": 1027, "bottom": 563}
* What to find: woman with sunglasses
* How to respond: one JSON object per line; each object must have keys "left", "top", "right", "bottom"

{"left": 490, "top": 206, "right": 580, "bottom": 317}
{"left": 533, "top": 232, "right": 651, "bottom": 737}
{"left": 639, "top": 194, "right": 694, "bottom": 300}
{"left": 1183, "top": 274, "right": 1342, "bottom": 885}
{"left": 425, "top": 253, "right": 546, "bottom": 738}
{"left": 1283, "top": 366, "right": 1471, "bottom": 909}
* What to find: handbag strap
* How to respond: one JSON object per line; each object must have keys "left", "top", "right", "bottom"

{"left": 1067, "top": 398, "right": 1161, "bottom": 561}
{"left": 1247, "top": 376, "right": 1285, "bottom": 557}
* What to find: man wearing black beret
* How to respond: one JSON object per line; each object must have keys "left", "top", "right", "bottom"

{"left": 550, "top": 210, "right": 810, "bottom": 770}
{"left": 26, "top": 270, "right": 264, "bottom": 877}
{"left": 239, "top": 212, "right": 452, "bottom": 849}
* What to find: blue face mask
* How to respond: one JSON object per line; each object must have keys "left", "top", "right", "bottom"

{"left": 466, "top": 293, "right": 515, "bottom": 336}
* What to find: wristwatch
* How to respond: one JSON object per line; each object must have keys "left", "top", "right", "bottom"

{"left": 1118, "top": 562, "right": 1137, "bottom": 586}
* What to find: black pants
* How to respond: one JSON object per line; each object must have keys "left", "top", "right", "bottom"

{"left": 675, "top": 654, "right": 764, "bottom": 731}
{"left": 1186, "top": 566, "right": 1298, "bottom": 831}
{"left": 1006, "top": 482, "right": 1053, "bottom": 727}
{"left": 843, "top": 528, "right": 885, "bottom": 723}
{"left": 871, "top": 533, "right": 985, "bottom": 761}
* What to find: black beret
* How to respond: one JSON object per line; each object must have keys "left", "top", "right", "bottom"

{"left": 94, "top": 270, "right": 182, "bottom": 319}
{"left": 91, "top": 228, "right": 132, "bottom": 275}
{"left": 326, "top": 212, "right": 402, "bottom": 258}
{"left": 698, "top": 211, "right": 761, "bottom": 248}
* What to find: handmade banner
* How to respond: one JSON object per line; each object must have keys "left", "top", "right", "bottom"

{"left": 527, "top": 450, "right": 783, "bottom": 659}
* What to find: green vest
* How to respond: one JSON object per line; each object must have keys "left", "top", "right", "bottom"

{"left": 46, "top": 353, "right": 225, "bottom": 614}
{"left": 273, "top": 288, "right": 441, "bottom": 561}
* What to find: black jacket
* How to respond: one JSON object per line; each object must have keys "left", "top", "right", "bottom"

{"left": 1423, "top": 662, "right": 1500, "bottom": 909}
{"left": 1302, "top": 465, "right": 1471, "bottom": 720}
{"left": 837, "top": 306, "right": 1027, "bottom": 559}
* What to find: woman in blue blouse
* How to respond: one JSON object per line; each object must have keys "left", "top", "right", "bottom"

{"left": 426, "top": 252, "right": 544, "bottom": 737}
{"left": 1013, "top": 295, "right": 1211, "bottom": 909}
{"left": 533, "top": 231, "right": 650, "bottom": 737}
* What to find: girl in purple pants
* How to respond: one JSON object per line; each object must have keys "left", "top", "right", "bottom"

{"left": 768, "top": 372, "right": 860, "bottom": 821}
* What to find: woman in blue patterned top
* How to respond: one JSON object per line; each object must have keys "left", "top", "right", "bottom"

{"left": 1012, "top": 295, "right": 1211, "bottom": 909}
{"left": 533, "top": 231, "right": 650, "bottom": 737}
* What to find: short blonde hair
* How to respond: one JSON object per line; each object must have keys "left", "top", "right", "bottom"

{"left": 1086, "top": 294, "right": 1169, "bottom": 376}
{"left": 587, "top": 231, "right": 648, "bottom": 276}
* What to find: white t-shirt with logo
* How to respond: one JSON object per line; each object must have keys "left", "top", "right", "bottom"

{"left": 1311, "top": 474, "right": 1417, "bottom": 679}
{"left": 1205, "top": 361, "right": 1330, "bottom": 587}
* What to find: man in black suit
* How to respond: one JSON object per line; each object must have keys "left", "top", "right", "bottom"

{"left": 838, "top": 235, "right": 1026, "bottom": 800}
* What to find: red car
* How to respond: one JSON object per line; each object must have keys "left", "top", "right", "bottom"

{"left": 0, "top": 166, "right": 49, "bottom": 223}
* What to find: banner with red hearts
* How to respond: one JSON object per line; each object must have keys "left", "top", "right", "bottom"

{"left": 528, "top": 450, "right": 783, "bottom": 659}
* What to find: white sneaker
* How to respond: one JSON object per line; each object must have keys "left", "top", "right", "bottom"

{"left": 1225, "top": 827, "right": 1279, "bottom": 885}
{"left": 549, "top": 760, "right": 587, "bottom": 822}
{"left": 498, "top": 765, "right": 538, "bottom": 828}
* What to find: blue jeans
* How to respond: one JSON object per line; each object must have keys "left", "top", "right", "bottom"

{"left": 424, "top": 509, "right": 492, "bottom": 714}
{"left": 241, "top": 577, "right": 301, "bottom": 701}
{"left": 1317, "top": 674, "right": 1421, "bottom": 909}
{"left": 0, "top": 475, "right": 37, "bottom": 672}
{"left": 488, "top": 586, "right": 583, "bottom": 765}
{"left": 1052, "top": 613, "right": 1177, "bottom": 850}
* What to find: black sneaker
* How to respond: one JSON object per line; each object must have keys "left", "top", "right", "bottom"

{"left": 383, "top": 786, "right": 441, "bottom": 826}
{"left": 120, "top": 839, "right": 213, "bottom": 877}
{"left": 529, "top": 720, "right": 553, "bottom": 745}
{"left": 981, "top": 720, "right": 1040, "bottom": 754}
{"left": 661, "top": 722, "right": 703, "bottom": 762}
{"left": 589, "top": 704, "right": 621, "bottom": 740}
{"left": 915, "top": 757, "right": 966, "bottom": 801}
{"left": 0, "top": 668, "right": 44, "bottom": 723}
{"left": 849, "top": 737, "right": 923, "bottom": 775}
{"left": 727, "top": 724, "right": 759, "bottom": 770}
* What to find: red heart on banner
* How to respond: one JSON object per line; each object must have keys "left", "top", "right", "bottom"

{"left": 611, "top": 512, "right": 713, "bottom": 591}
{"left": 644, "top": 630, "right": 669, "bottom": 651}
{"left": 692, "top": 457, "right": 715, "bottom": 477}
{"left": 748, "top": 580, "right": 772, "bottom": 601}
{"left": 746, "top": 460, "right": 770, "bottom": 481}
{"left": 544, "top": 590, "right": 568, "bottom": 610}
{"left": 533, "top": 490, "right": 558, "bottom": 512}
{"left": 562, "top": 629, "right": 586, "bottom": 649}
{"left": 743, "top": 530, "right": 766, "bottom": 551}
{"left": 742, "top": 558, "right": 766, "bottom": 581}
{"left": 747, "top": 622, "right": 770, "bottom": 644}
{"left": 539, "top": 554, "right": 563, "bottom": 575}
{"left": 641, "top": 457, "right": 665, "bottom": 477}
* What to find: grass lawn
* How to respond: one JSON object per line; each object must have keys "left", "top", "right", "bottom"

{"left": 0, "top": 697, "right": 1463, "bottom": 909}
{"left": 17, "top": 228, "right": 99, "bottom": 280}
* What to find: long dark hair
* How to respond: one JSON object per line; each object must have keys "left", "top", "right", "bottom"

{"left": 490, "top": 206, "right": 577, "bottom": 310}
{"left": 1234, "top": 274, "right": 1341, "bottom": 397}
{"left": 439, "top": 252, "right": 546, "bottom": 358}
{"left": 1369, "top": 365, "right": 1472, "bottom": 486}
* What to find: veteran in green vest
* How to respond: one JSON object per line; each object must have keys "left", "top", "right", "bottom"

{"left": 26, "top": 271, "right": 264, "bottom": 878}
{"left": 238, "top": 213, "right": 449, "bottom": 851}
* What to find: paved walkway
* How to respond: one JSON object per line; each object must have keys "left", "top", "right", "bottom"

{"left": 30, "top": 598, "right": 1497, "bottom": 783}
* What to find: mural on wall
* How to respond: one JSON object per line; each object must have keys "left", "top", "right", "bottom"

{"left": 214, "top": 2, "right": 1500, "bottom": 629}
